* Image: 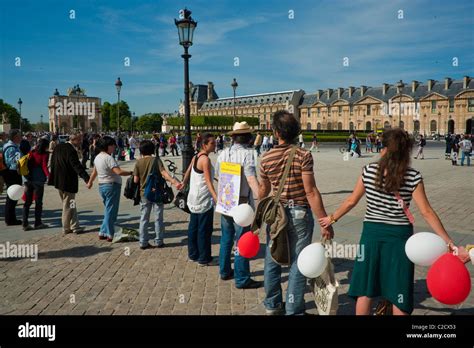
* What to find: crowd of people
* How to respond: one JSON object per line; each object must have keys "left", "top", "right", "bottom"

{"left": 0, "top": 113, "right": 472, "bottom": 315}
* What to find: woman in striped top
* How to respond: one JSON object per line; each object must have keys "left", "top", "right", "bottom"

{"left": 319, "top": 128, "right": 459, "bottom": 315}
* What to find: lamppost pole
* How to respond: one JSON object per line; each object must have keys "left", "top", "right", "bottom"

{"left": 231, "top": 78, "right": 238, "bottom": 124}
{"left": 175, "top": 8, "right": 197, "bottom": 174}
{"left": 115, "top": 77, "right": 122, "bottom": 135}
{"left": 132, "top": 111, "right": 135, "bottom": 134}
{"left": 397, "top": 80, "right": 404, "bottom": 128}
{"left": 18, "top": 98, "right": 23, "bottom": 133}
{"left": 40, "top": 114, "right": 43, "bottom": 132}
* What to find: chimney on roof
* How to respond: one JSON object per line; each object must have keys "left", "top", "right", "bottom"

{"left": 382, "top": 83, "right": 389, "bottom": 95}
{"left": 427, "top": 79, "right": 434, "bottom": 91}
{"left": 316, "top": 89, "right": 323, "bottom": 99}
{"left": 444, "top": 77, "right": 452, "bottom": 90}
{"left": 337, "top": 88, "right": 344, "bottom": 99}
{"left": 327, "top": 88, "right": 333, "bottom": 98}
{"left": 348, "top": 86, "right": 355, "bottom": 97}
{"left": 207, "top": 82, "right": 215, "bottom": 101}
{"left": 463, "top": 76, "right": 470, "bottom": 89}
{"left": 360, "top": 85, "right": 367, "bottom": 97}
{"left": 412, "top": 81, "right": 419, "bottom": 93}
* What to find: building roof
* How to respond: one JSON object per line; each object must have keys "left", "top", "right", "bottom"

{"left": 300, "top": 77, "right": 473, "bottom": 107}
{"left": 200, "top": 90, "right": 303, "bottom": 110}
{"left": 191, "top": 84, "right": 219, "bottom": 103}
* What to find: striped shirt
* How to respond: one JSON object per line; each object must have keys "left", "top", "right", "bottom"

{"left": 362, "top": 163, "right": 422, "bottom": 225}
{"left": 259, "top": 144, "right": 313, "bottom": 206}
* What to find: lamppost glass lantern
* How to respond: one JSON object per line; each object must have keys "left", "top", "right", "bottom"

{"left": 175, "top": 8, "right": 197, "bottom": 48}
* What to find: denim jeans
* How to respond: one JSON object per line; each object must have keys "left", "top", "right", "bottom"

{"left": 98, "top": 183, "right": 121, "bottom": 238}
{"left": 219, "top": 214, "right": 251, "bottom": 287}
{"left": 139, "top": 197, "right": 165, "bottom": 247}
{"left": 188, "top": 207, "right": 213, "bottom": 264}
{"left": 264, "top": 205, "right": 314, "bottom": 315}
{"left": 22, "top": 181, "right": 45, "bottom": 227}
{"left": 461, "top": 151, "right": 471, "bottom": 166}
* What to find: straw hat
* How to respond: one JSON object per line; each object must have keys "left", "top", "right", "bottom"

{"left": 228, "top": 121, "right": 253, "bottom": 135}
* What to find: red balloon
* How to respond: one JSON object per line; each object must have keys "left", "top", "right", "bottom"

{"left": 237, "top": 232, "right": 260, "bottom": 258}
{"left": 427, "top": 253, "right": 471, "bottom": 305}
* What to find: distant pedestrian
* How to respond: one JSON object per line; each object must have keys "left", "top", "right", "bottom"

{"left": 459, "top": 135, "right": 472, "bottom": 166}
{"left": 2, "top": 129, "right": 23, "bottom": 225}
{"left": 309, "top": 133, "right": 319, "bottom": 152}
{"left": 254, "top": 132, "right": 262, "bottom": 156}
{"left": 414, "top": 134, "right": 426, "bottom": 160}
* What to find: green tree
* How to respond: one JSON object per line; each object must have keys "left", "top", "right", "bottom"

{"left": 109, "top": 101, "right": 131, "bottom": 131}
{"left": 101, "top": 102, "right": 112, "bottom": 131}
{"left": 135, "top": 113, "right": 163, "bottom": 132}
{"left": 0, "top": 99, "right": 21, "bottom": 129}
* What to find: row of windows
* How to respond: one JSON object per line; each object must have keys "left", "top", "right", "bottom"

{"left": 204, "top": 96, "right": 290, "bottom": 108}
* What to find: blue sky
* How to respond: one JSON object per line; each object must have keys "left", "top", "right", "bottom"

{"left": 0, "top": 0, "right": 473, "bottom": 123}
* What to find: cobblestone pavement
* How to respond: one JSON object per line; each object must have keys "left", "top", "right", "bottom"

{"left": 0, "top": 142, "right": 472, "bottom": 315}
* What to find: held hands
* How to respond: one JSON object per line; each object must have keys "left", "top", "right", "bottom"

{"left": 86, "top": 181, "right": 93, "bottom": 190}
{"left": 455, "top": 246, "right": 471, "bottom": 264}
{"left": 174, "top": 181, "right": 184, "bottom": 190}
{"left": 320, "top": 225, "right": 334, "bottom": 240}
{"left": 318, "top": 216, "right": 333, "bottom": 229}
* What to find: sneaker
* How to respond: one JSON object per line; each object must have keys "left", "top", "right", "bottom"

{"left": 106, "top": 237, "right": 113, "bottom": 242}
{"left": 140, "top": 243, "right": 154, "bottom": 250}
{"left": 63, "top": 229, "right": 73, "bottom": 235}
{"left": 34, "top": 223, "right": 49, "bottom": 230}
{"left": 220, "top": 270, "right": 234, "bottom": 281}
{"left": 99, "top": 235, "right": 107, "bottom": 240}
{"left": 23, "top": 225, "right": 34, "bottom": 231}
{"left": 198, "top": 258, "right": 219, "bottom": 267}
{"left": 236, "top": 279, "right": 262, "bottom": 289}
{"left": 265, "top": 307, "right": 285, "bottom": 316}
{"left": 155, "top": 242, "right": 165, "bottom": 248}
{"left": 188, "top": 258, "right": 198, "bottom": 262}
{"left": 73, "top": 227, "right": 85, "bottom": 234}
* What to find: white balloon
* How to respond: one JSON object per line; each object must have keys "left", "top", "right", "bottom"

{"left": 230, "top": 204, "right": 254, "bottom": 227}
{"left": 405, "top": 232, "right": 446, "bottom": 267}
{"left": 7, "top": 184, "right": 23, "bottom": 201}
{"left": 297, "top": 243, "right": 328, "bottom": 278}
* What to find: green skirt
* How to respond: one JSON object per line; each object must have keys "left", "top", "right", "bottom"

{"left": 348, "top": 221, "right": 414, "bottom": 314}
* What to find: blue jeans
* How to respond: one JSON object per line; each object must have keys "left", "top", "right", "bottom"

{"left": 264, "top": 205, "right": 314, "bottom": 315}
{"left": 188, "top": 207, "right": 214, "bottom": 264}
{"left": 461, "top": 151, "right": 471, "bottom": 166}
{"left": 139, "top": 197, "right": 165, "bottom": 247}
{"left": 219, "top": 214, "right": 251, "bottom": 287}
{"left": 98, "top": 183, "right": 121, "bottom": 238}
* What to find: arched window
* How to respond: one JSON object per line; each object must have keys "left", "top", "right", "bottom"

{"left": 349, "top": 122, "right": 354, "bottom": 131}
{"left": 414, "top": 120, "right": 420, "bottom": 132}
{"left": 327, "top": 122, "right": 333, "bottom": 130}
{"left": 317, "top": 122, "right": 322, "bottom": 130}
{"left": 430, "top": 120, "right": 437, "bottom": 132}
{"left": 384, "top": 121, "right": 390, "bottom": 129}
{"left": 365, "top": 121, "right": 372, "bottom": 131}
{"left": 400, "top": 121, "right": 405, "bottom": 129}
{"left": 307, "top": 122, "right": 311, "bottom": 130}
{"left": 337, "top": 122, "right": 343, "bottom": 130}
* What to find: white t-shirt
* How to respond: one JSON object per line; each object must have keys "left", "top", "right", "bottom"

{"left": 299, "top": 134, "right": 304, "bottom": 143}
{"left": 129, "top": 137, "right": 137, "bottom": 149}
{"left": 94, "top": 152, "right": 122, "bottom": 184}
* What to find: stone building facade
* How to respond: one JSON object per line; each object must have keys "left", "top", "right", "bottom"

{"left": 180, "top": 77, "right": 473, "bottom": 135}
{"left": 48, "top": 85, "right": 102, "bottom": 133}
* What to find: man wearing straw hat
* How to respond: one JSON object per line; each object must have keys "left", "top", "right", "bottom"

{"left": 215, "top": 121, "right": 262, "bottom": 289}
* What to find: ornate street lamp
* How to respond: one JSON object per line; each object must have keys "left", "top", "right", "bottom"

{"left": 115, "top": 77, "right": 123, "bottom": 134}
{"left": 231, "top": 78, "right": 238, "bottom": 124}
{"left": 175, "top": 8, "right": 197, "bottom": 173}
{"left": 40, "top": 114, "right": 43, "bottom": 132}
{"left": 396, "top": 80, "right": 404, "bottom": 128}
{"left": 17, "top": 98, "right": 23, "bottom": 133}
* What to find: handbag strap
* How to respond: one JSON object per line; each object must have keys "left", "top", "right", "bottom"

{"left": 273, "top": 145, "right": 297, "bottom": 204}
{"left": 394, "top": 192, "right": 415, "bottom": 224}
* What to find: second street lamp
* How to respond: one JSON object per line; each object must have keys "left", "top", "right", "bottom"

{"left": 18, "top": 98, "right": 23, "bottom": 133}
{"left": 231, "top": 78, "right": 238, "bottom": 124}
{"left": 175, "top": 8, "right": 197, "bottom": 173}
{"left": 115, "top": 77, "right": 122, "bottom": 134}
{"left": 397, "top": 80, "right": 404, "bottom": 128}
